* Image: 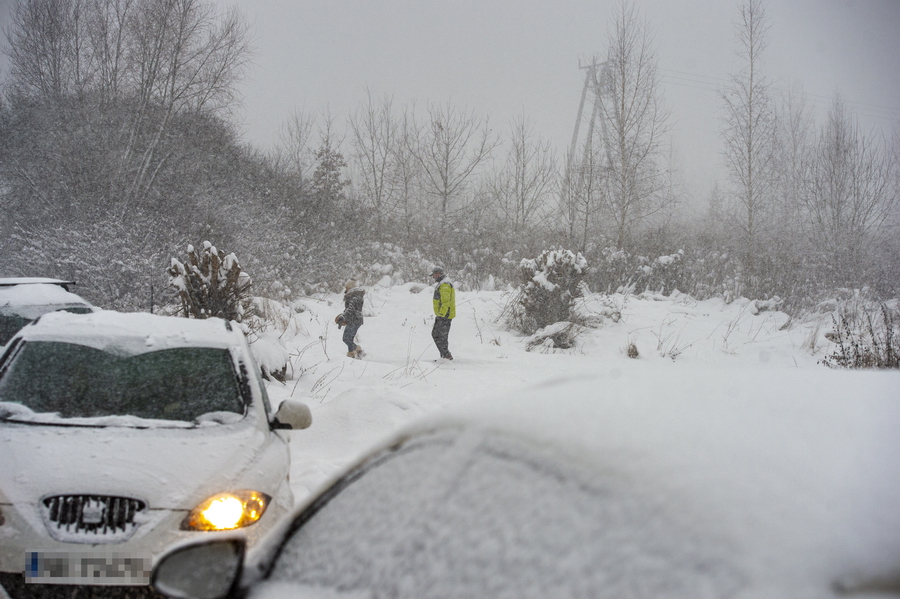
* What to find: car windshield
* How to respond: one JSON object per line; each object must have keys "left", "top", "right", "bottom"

{"left": 0, "top": 341, "right": 245, "bottom": 424}
{"left": 258, "top": 430, "right": 740, "bottom": 599}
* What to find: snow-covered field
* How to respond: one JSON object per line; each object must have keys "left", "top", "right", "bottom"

{"left": 257, "top": 283, "right": 899, "bottom": 504}
{"left": 245, "top": 283, "right": 900, "bottom": 595}
{"left": 2, "top": 280, "right": 893, "bottom": 596}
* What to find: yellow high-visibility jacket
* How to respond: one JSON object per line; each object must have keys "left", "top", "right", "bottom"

{"left": 433, "top": 278, "right": 456, "bottom": 319}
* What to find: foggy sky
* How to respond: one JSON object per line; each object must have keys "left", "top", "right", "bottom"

{"left": 1, "top": 0, "right": 898, "bottom": 203}
{"left": 222, "top": 0, "right": 900, "bottom": 203}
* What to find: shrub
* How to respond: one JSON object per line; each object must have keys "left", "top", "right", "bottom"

{"left": 168, "top": 242, "right": 253, "bottom": 322}
{"left": 4, "top": 215, "right": 183, "bottom": 312}
{"left": 525, "top": 322, "right": 584, "bottom": 353}
{"left": 586, "top": 247, "right": 689, "bottom": 296}
{"left": 505, "top": 249, "right": 588, "bottom": 336}
{"left": 821, "top": 301, "right": 900, "bottom": 369}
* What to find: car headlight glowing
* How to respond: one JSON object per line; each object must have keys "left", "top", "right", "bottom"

{"left": 182, "top": 490, "right": 271, "bottom": 531}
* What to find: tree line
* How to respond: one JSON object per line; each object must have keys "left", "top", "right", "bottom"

{"left": 0, "top": 0, "right": 897, "bottom": 314}
{"left": 716, "top": 0, "right": 899, "bottom": 302}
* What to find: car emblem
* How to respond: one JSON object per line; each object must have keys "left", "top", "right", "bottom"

{"left": 81, "top": 499, "right": 106, "bottom": 524}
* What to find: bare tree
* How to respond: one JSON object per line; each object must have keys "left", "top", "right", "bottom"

{"left": 6, "top": 0, "right": 251, "bottom": 114}
{"left": 120, "top": 0, "right": 252, "bottom": 202}
{"left": 719, "top": 0, "right": 778, "bottom": 274}
{"left": 349, "top": 89, "right": 401, "bottom": 235}
{"left": 81, "top": 0, "right": 136, "bottom": 104}
{"left": 561, "top": 139, "right": 607, "bottom": 253}
{"left": 799, "top": 96, "right": 899, "bottom": 285}
{"left": 411, "top": 100, "right": 498, "bottom": 217}
{"left": 6, "top": 0, "right": 91, "bottom": 98}
{"left": 703, "top": 181, "right": 727, "bottom": 238}
{"left": 488, "top": 114, "right": 557, "bottom": 233}
{"left": 273, "top": 106, "right": 316, "bottom": 193}
{"left": 773, "top": 82, "right": 814, "bottom": 227}
{"left": 394, "top": 103, "right": 425, "bottom": 243}
{"left": 596, "top": 1, "right": 672, "bottom": 250}
{"left": 1, "top": 0, "right": 254, "bottom": 235}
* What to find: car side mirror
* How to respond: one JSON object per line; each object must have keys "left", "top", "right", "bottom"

{"left": 271, "top": 399, "right": 312, "bottom": 430}
{"left": 151, "top": 538, "right": 245, "bottom": 599}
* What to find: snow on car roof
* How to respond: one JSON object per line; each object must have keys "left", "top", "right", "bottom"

{"left": 0, "top": 282, "right": 91, "bottom": 309}
{"left": 15, "top": 310, "right": 243, "bottom": 353}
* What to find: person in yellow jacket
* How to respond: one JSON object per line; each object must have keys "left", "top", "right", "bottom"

{"left": 430, "top": 266, "right": 455, "bottom": 360}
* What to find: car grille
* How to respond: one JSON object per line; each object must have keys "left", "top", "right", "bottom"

{"left": 41, "top": 495, "right": 146, "bottom": 541}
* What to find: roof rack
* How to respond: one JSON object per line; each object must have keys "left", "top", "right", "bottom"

{"left": 0, "top": 278, "right": 77, "bottom": 292}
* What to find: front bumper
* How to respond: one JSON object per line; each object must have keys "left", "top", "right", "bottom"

{"left": 0, "top": 483, "right": 292, "bottom": 583}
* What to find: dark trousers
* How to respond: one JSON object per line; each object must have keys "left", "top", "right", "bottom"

{"left": 343, "top": 321, "right": 361, "bottom": 352}
{"left": 431, "top": 316, "right": 452, "bottom": 357}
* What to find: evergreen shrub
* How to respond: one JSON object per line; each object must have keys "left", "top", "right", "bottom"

{"left": 168, "top": 242, "right": 253, "bottom": 322}
{"left": 505, "top": 249, "right": 588, "bottom": 336}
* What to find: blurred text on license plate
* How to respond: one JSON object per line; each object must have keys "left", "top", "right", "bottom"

{"left": 25, "top": 550, "right": 151, "bottom": 585}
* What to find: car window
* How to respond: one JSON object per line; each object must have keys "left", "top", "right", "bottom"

{"left": 256, "top": 431, "right": 742, "bottom": 599}
{"left": 0, "top": 314, "right": 32, "bottom": 346}
{"left": 0, "top": 341, "right": 245, "bottom": 423}
{"left": 0, "top": 306, "right": 91, "bottom": 345}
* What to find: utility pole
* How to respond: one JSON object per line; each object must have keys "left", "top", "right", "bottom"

{"left": 563, "top": 58, "right": 613, "bottom": 246}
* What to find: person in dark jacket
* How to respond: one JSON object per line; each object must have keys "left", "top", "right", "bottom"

{"left": 430, "top": 266, "right": 455, "bottom": 360}
{"left": 338, "top": 280, "right": 365, "bottom": 358}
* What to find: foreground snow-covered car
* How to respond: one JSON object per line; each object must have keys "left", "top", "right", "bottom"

{"left": 0, "top": 278, "right": 95, "bottom": 346}
{"left": 150, "top": 370, "right": 900, "bottom": 599}
{"left": 0, "top": 311, "right": 311, "bottom": 598}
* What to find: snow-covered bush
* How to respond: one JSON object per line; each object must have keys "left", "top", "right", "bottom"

{"left": 505, "top": 249, "right": 588, "bottom": 336}
{"left": 589, "top": 247, "right": 632, "bottom": 293}
{"left": 168, "top": 242, "right": 253, "bottom": 322}
{"left": 586, "top": 247, "right": 689, "bottom": 296}
{"left": 319, "top": 242, "right": 435, "bottom": 292}
{"left": 240, "top": 297, "right": 310, "bottom": 382}
{"left": 453, "top": 248, "right": 510, "bottom": 291}
{"left": 525, "top": 322, "right": 584, "bottom": 353}
{"left": 645, "top": 250, "right": 685, "bottom": 292}
{"left": 247, "top": 330, "right": 291, "bottom": 382}
{"left": 678, "top": 250, "right": 740, "bottom": 303}
{"left": 4, "top": 216, "right": 181, "bottom": 312}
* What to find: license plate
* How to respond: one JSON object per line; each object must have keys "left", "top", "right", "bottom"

{"left": 25, "top": 550, "right": 151, "bottom": 585}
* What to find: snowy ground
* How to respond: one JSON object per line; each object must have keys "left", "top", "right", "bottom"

{"left": 256, "top": 283, "right": 894, "bottom": 502}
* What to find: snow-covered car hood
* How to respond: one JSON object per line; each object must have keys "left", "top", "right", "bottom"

{"left": 0, "top": 418, "right": 269, "bottom": 508}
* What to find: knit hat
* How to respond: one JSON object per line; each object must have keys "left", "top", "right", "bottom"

{"left": 344, "top": 280, "right": 357, "bottom": 291}
{"left": 430, "top": 266, "right": 444, "bottom": 276}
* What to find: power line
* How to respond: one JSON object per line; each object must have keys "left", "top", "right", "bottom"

{"left": 657, "top": 67, "right": 900, "bottom": 124}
